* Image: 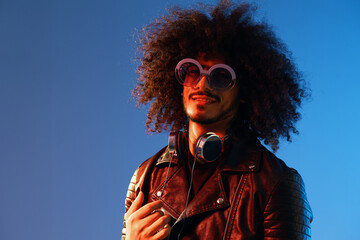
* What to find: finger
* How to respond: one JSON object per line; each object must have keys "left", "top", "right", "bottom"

{"left": 152, "top": 221, "right": 172, "bottom": 240}
{"left": 148, "top": 214, "right": 172, "bottom": 236}
{"left": 125, "top": 191, "right": 144, "bottom": 218}
{"left": 135, "top": 200, "right": 164, "bottom": 219}
{"left": 145, "top": 209, "right": 164, "bottom": 221}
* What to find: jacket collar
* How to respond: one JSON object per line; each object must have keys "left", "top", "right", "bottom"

{"left": 156, "top": 147, "right": 180, "bottom": 166}
{"left": 220, "top": 137, "right": 261, "bottom": 172}
{"left": 155, "top": 136, "right": 261, "bottom": 173}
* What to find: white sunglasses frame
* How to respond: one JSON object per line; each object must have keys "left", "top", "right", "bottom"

{"left": 175, "top": 58, "right": 237, "bottom": 91}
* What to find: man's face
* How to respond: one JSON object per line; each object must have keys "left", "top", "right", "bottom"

{"left": 182, "top": 55, "right": 240, "bottom": 125}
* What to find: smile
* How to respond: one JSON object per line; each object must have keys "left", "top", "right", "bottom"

{"left": 188, "top": 91, "right": 220, "bottom": 103}
{"left": 191, "top": 95, "right": 217, "bottom": 103}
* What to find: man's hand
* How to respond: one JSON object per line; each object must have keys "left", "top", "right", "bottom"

{"left": 125, "top": 192, "right": 172, "bottom": 240}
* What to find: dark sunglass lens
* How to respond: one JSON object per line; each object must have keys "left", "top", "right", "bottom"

{"left": 179, "top": 63, "right": 200, "bottom": 86}
{"left": 210, "top": 68, "right": 233, "bottom": 89}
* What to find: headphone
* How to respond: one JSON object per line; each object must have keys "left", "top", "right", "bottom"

{"left": 168, "top": 131, "right": 223, "bottom": 164}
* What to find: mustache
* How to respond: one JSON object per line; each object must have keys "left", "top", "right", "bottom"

{"left": 189, "top": 91, "right": 220, "bottom": 102}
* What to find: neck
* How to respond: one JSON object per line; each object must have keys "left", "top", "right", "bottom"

{"left": 188, "top": 119, "right": 232, "bottom": 156}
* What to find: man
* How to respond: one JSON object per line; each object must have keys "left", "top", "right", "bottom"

{"left": 122, "top": 1, "right": 313, "bottom": 239}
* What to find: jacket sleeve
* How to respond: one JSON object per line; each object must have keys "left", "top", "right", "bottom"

{"left": 121, "top": 169, "right": 138, "bottom": 240}
{"left": 121, "top": 148, "right": 167, "bottom": 239}
{"left": 263, "top": 169, "right": 313, "bottom": 239}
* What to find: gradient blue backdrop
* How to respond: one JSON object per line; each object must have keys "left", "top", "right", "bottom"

{"left": 1, "top": 0, "right": 359, "bottom": 239}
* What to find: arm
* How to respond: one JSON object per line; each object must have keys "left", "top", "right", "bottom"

{"left": 263, "top": 169, "right": 313, "bottom": 239}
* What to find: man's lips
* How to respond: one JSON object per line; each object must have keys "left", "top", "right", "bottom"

{"left": 189, "top": 91, "right": 220, "bottom": 103}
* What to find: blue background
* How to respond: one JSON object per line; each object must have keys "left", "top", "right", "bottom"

{"left": 1, "top": 0, "right": 359, "bottom": 239}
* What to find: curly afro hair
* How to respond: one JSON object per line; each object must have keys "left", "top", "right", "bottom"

{"left": 133, "top": 0, "right": 309, "bottom": 151}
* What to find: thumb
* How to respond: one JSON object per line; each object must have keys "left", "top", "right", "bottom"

{"left": 125, "top": 191, "right": 144, "bottom": 219}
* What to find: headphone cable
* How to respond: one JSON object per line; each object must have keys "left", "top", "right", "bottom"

{"left": 159, "top": 152, "right": 174, "bottom": 200}
{"left": 177, "top": 155, "right": 197, "bottom": 240}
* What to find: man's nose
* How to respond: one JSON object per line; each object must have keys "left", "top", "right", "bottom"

{"left": 194, "top": 75, "right": 211, "bottom": 90}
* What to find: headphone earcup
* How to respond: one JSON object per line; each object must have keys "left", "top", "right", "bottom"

{"left": 194, "top": 132, "right": 223, "bottom": 164}
{"left": 169, "top": 131, "right": 222, "bottom": 164}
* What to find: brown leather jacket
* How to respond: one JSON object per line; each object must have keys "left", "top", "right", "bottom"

{"left": 122, "top": 137, "right": 313, "bottom": 239}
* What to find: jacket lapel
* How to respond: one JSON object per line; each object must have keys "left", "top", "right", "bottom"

{"left": 181, "top": 169, "right": 229, "bottom": 218}
{"left": 151, "top": 137, "right": 262, "bottom": 220}
{"left": 151, "top": 153, "right": 189, "bottom": 219}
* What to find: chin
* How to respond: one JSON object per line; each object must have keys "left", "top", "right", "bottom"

{"left": 188, "top": 114, "right": 220, "bottom": 125}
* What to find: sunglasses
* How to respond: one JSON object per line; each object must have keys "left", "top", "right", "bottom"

{"left": 175, "top": 58, "right": 236, "bottom": 91}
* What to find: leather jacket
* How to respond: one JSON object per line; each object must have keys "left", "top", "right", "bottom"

{"left": 122, "top": 136, "right": 313, "bottom": 239}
